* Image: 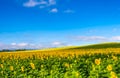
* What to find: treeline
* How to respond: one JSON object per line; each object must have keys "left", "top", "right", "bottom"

{"left": 0, "top": 49, "right": 34, "bottom": 52}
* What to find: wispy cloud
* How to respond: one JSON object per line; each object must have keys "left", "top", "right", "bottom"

{"left": 23, "top": 0, "right": 41, "bottom": 7}
{"left": 17, "top": 43, "right": 28, "bottom": 47}
{"left": 23, "top": 0, "right": 74, "bottom": 13}
{"left": 111, "top": 36, "right": 120, "bottom": 41}
{"left": 73, "top": 36, "right": 107, "bottom": 41}
{"left": 48, "top": 0, "right": 56, "bottom": 5}
{"left": 0, "top": 41, "right": 68, "bottom": 50}
{"left": 10, "top": 42, "right": 33, "bottom": 49}
{"left": 64, "top": 9, "right": 75, "bottom": 13}
{"left": 1, "top": 35, "right": 120, "bottom": 50}
{"left": 0, "top": 42, "right": 36, "bottom": 50}
{"left": 52, "top": 41, "right": 64, "bottom": 46}
{"left": 23, "top": 0, "right": 55, "bottom": 8}
{"left": 71, "top": 35, "right": 120, "bottom": 42}
{"left": 11, "top": 43, "right": 17, "bottom": 46}
{"left": 50, "top": 8, "right": 58, "bottom": 13}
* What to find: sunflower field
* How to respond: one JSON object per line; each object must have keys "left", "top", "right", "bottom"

{"left": 0, "top": 48, "right": 120, "bottom": 78}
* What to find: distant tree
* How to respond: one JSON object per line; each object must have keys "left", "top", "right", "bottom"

{"left": 2, "top": 49, "right": 10, "bottom": 52}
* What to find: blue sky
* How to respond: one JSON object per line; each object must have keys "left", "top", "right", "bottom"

{"left": 0, "top": 0, "right": 120, "bottom": 49}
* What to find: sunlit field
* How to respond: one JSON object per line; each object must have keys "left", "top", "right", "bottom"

{"left": 1, "top": 0, "right": 120, "bottom": 77}
{"left": 0, "top": 43, "right": 120, "bottom": 78}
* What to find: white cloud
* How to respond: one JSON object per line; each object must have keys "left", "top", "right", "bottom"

{"left": 50, "top": 8, "right": 58, "bottom": 13}
{"left": 9, "top": 43, "right": 37, "bottom": 49}
{"left": 73, "top": 36, "right": 107, "bottom": 41}
{"left": 23, "top": 0, "right": 40, "bottom": 7}
{"left": 40, "top": 0, "right": 48, "bottom": 5}
{"left": 111, "top": 36, "right": 120, "bottom": 41}
{"left": 71, "top": 35, "right": 120, "bottom": 42}
{"left": 64, "top": 9, "right": 74, "bottom": 13}
{"left": 2, "top": 35, "right": 120, "bottom": 50}
{"left": 66, "top": 44, "right": 73, "bottom": 46}
{"left": 49, "top": 0, "right": 56, "bottom": 5}
{"left": 0, "top": 43, "right": 10, "bottom": 50}
{"left": 51, "top": 41, "right": 68, "bottom": 47}
{"left": 0, "top": 41, "right": 68, "bottom": 50}
{"left": 52, "top": 41, "right": 62, "bottom": 45}
{"left": 11, "top": 43, "right": 29, "bottom": 47}
{"left": 11, "top": 43, "right": 17, "bottom": 46}
{"left": 22, "top": 0, "right": 74, "bottom": 13}
{"left": 17, "top": 43, "right": 28, "bottom": 47}
{"left": 23, "top": 0, "right": 55, "bottom": 8}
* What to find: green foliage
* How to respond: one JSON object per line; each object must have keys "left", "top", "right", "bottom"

{"left": 0, "top": 53, "right": 120, "bottom": 78}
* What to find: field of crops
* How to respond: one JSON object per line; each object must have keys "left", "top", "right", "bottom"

{"left": 0, "top": 47, "right": 120, "bottom": 78}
